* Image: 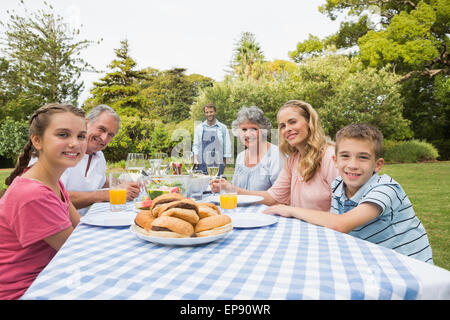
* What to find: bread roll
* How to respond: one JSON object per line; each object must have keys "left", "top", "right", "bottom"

{"left": 198, "top": 203, "right": 221, "bottom": 218}
{"left": 195, "top": 215, "right": 232, "bottom": 237}
{"left": 149, "top": 216, "right": 194, "bottom": 238}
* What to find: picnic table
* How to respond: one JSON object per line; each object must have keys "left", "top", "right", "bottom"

{"left": 22, "top": 201, "right": 450, "bottom": 300}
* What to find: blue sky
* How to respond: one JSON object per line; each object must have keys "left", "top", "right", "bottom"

{"left": 1, "top": 0, "right": 343, "bottom": 103}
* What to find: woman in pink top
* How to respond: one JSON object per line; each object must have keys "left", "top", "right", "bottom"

{"left": 0, "top": 103, "right": 87, "bottom": 299}
{"left": 216, "top": 100, "right": 338, "bottom": 212}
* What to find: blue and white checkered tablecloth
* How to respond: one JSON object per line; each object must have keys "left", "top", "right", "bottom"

{"left": 22, "top": 201, "right": 438, "bottom": 300}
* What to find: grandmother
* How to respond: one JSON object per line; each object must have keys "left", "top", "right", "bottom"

{"left": 212, "top": 106, "right": 283, "bottom": 192}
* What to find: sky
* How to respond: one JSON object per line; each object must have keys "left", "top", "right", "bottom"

{"left": 1, "top": 0, "right": 344, "bottom": 104}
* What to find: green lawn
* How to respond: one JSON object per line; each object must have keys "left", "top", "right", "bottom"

{"left": 1, "top": 162, "right": 449, "bottom": 270}
{"left": 379, "top": 162, "right": 450, "bottom": 270}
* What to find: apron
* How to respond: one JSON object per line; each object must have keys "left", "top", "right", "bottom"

{"left": 199, "top": 126, "right": 225, "bottom": 176}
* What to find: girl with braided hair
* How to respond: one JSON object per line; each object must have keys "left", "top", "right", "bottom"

{"left": 0, "top": 103, "right": 87, "bottom": 299}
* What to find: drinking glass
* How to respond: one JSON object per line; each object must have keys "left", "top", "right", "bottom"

{"left": 148, "top": 158, "right": 162, "bottom": 176}
{"left": 126, "top": 153, "right": 146, "bottom": 180}
{"left": 188, "top": 170, "right": 210, "bottom": 201}
{"left": 205, "top": 149, "right": 220, "bottom": 181}
{"left": 109, "top": 172, "right": 127, "bottom": 212}
{"left": 126, "top": 153, "right": 146, "bottom": 199}
{"left": 155, "top": 152, "right": 168, "bottom": 175}
{"left": 182, "top": 151, "right": 195, "bottom": 174}
{"left": 219, "top": 175, "right": 238, "bottom": 214}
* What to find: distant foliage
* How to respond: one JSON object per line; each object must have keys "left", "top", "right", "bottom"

{"left": 103, "top": 116, "right": 170, "bottom": 162}
{"left": 0, "top": 117, "right": 28, "bottom": 162}
{"left": 192, "top": 55, "right": 412, "bottom": 142}
{"left": 383, "top": 140, "right": 439, "bottom": 163}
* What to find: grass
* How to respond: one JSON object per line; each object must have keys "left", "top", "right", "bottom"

{"left": 1, "top": 162, "right": 449, "bottom": 270}
{"left": 379, "top": 162, "right": 450, "bottom": 270}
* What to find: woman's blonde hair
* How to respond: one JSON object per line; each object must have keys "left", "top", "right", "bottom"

{"left": 277, "top": 100, "right": 332, "bottom": 182}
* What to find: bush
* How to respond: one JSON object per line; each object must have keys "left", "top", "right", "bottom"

{"left": 0, "top": 117, "right": 28, "bottom": 162}
{"left": 383, "top": 140, "right": 439, "bottom": 163}
{"left": 103, "top": 116, "right": 171, "bottom": 162}
{"left": 429, "top": 139, "right": 450, "bottom": 161}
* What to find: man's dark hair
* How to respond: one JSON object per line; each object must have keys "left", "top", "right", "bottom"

{"left": 203, "top": 103, "right": 216, "bottom": 112}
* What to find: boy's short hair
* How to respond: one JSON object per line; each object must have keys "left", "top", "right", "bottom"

{"left": 335, "top": 123, "right": 384, "bottom": 159}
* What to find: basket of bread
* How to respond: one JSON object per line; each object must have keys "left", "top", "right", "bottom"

{"left": 131, "top": 193, "right": 232, "bottom": 245}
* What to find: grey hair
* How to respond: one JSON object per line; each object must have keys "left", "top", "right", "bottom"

{"left": 231, "top": 106, "right": 272, "bottom": 138}
{"left": 86, "top": 104, "right": 120, "bottom": 129}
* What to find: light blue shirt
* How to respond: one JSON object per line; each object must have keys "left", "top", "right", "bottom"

{"left": 331, "top": 173, "right": 433, "bottom": 264}
{"left": 232, "top": 144, "right": 283, "bottom": 191}
{"left": 192, "top": 120, "right": 232, "bottom": 158}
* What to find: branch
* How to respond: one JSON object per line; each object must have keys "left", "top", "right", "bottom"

{"left": 400, "top": 68, "right": 447, "bottom": 81}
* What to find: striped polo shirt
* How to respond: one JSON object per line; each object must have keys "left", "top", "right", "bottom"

{"left": 330, "top": 173, "right": 433, "bottom": 264}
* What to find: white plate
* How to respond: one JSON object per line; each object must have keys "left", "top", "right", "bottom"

{"left": 80, "top": 210, "right": 137, "bottom": 227}
{"left": 205, "top": 195, "right": 264, "bottom": 206}
{"left": 225, "top": 212, "right": 278, "bottom": 228}
{"left": 130, "top": 223, "right": 232, "bottom": 246}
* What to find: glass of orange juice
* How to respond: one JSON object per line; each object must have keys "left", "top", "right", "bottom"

{"left": 109, "top": 172, "right": 127, "bottom": 212}
{"left": 219, "top": 175, "right": 237, "bottom": 214}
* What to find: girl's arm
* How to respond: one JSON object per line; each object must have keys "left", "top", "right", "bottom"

{"left": 44, "top": 202, "right": 80, "bottom": 251}
{"left": 263, "top": 202, "right": 381, "bottom": 233}
{"left": 69, "top": 201, "right": 80, "bottom": 228}
{"left": 44, "top": 227, "right": 73, "bottom": 251}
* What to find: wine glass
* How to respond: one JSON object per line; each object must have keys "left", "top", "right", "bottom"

{"left": 126, "top": 153, "right": 146, "bottom": 180}
{"left": 205, "top": 150, "right": 220, "bottom": 194}
{"left": 182, "top": 151, "right": 194, "bottom": 174}
{"left": 125, "top": 153, "right": 146, "bottom": 200}
{"left": 154, "top": 152, "right": 168, "bottom": 175}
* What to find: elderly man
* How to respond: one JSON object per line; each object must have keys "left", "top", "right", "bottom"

{"left": 57, "top": 104, "right": 139, "bottom": 214}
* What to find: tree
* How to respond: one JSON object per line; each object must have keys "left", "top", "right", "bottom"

{"left": 192, "top": 55, "right": 411, "bottom": 141}
{"left": 289, "top": 0, "right": 450, "bottom": 158}
{"left": 141, "top": 68, "right": 214, "bottom": 123}
{"left": 85, "top": 39, "right": 150, "bottom": 117}
{"left": 291, "top": 0, "right": 448, "bottom": 78}
{"left": 0, "top": 0, "right": 97, "bottom": 112}
{"left": 230, "top": 32, "right": 265, "bottom": 80}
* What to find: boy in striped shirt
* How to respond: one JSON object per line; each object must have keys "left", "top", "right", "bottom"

{"left": 264, "top": 123, "right": 433, "bottom": 264}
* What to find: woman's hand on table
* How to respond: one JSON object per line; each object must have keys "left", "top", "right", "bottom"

{"left": 263, "top": 204, "right": 295, "bottom": 218}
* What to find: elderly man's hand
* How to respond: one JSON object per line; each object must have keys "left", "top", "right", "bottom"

{"left": 126, "top": 182, "right": 140, "bottom": 201}
{"left": 210, "top": 178, "right": 230, "bottom": 194}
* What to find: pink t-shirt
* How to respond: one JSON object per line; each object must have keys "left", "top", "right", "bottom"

{"left": 0, "top": 176, "right": 71, "bottom": 300}
{"left": 268, "top": 145, "right": 338, "bottom": 211}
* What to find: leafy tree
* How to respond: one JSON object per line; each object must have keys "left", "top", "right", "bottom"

{"left": 289, "top": 0, "right": 450, "bottom": 158}
{"left": 192, "top": 55, "right": 411, "bottom": 141}
{"left": 291, "top": 0, "right": 448, "bottom": 77}
{"left": 142, "top": 68, "right": 196, "bottom": 123}
{"left": 102, "top": 116, "right": 173, "bottom": 162}
{"left": 85, "top": 39, "right": 150, "bottom": 117}
{"left": 0, "top": 0, "right": 97, "bottom": 113}
{"left": 186, "top": 73, "right": 214, "bottom": 96}
{"left": 259, "top": 59, "right": 298, "bottom": 81}
{"left": 230, "top": 32, "right": 265, "bottom": 80}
